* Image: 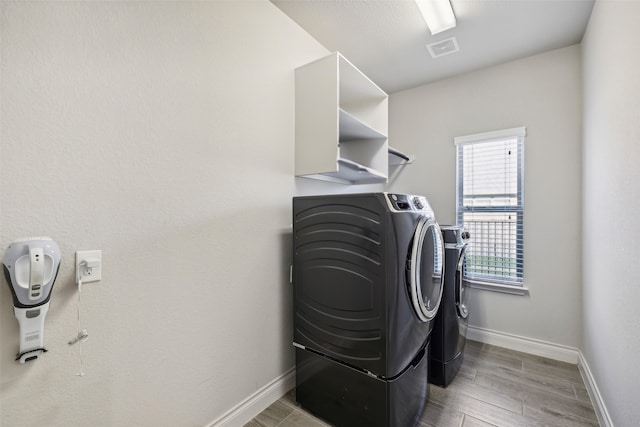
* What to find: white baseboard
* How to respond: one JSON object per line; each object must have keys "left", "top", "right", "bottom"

{"left": 466, "top": 325, "right": 579, "bottom": 364}
{"left": 207, "top": 330, "right": 614, "bottom": 427}
{"left": 578, "top": 351, "right": 614, "bottom": 427}
{"left": 207, "top": 367, "right": 295, "bottom": 427}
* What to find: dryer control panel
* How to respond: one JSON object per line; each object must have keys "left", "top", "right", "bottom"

{"left": 441, "top": 225, "right": 471, "bottom": 245}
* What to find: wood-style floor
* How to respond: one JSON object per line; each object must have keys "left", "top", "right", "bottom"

{"left": 245, "top": 340, "right": 599, "bottom": 427}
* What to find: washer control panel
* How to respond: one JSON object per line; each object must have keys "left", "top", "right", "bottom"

{"left": 386, "top": 193, "right": 434, "bottom": 216}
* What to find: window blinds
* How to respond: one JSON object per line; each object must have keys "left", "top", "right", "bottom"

{"left": 455, "top": 127, "right": 525, "bottom": 285}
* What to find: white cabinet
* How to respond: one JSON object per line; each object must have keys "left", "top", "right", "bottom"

{"left": 295, "top": 52, "right": 388, "bottom": 184}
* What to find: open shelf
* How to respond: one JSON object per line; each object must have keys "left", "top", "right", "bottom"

{"left": 295, "top": 52, "right": 389, "bottom": 184}
{"left": 302, "top": 158, "right": 387, "bottom": 185}
{"left": 339, "top": 109, "right": 386, "bottom": 141}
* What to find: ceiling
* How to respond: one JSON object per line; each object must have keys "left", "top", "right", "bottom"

{"left": 271, "top": 0, "right": 595, "bottom": 94}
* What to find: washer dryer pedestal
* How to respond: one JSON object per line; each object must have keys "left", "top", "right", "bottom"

{"left": 296, "top": 345, "right": 429, "bottom": 427}
{"left": 429, "top": 348, "right": 464, "bottom": 387}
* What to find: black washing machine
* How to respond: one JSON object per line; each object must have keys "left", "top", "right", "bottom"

{"left": 429, "top": 225, "right": 470, "bottom": 387}
{"left": 292, "top": 193, "right": 445, "bottom": 427}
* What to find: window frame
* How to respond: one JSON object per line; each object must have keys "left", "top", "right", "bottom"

{"left": 454, "top": 127, "right": 529, "bottom": 295}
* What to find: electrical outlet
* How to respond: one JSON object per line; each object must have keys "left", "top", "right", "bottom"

{"left": 76, "top": 250, "right": 102, "bottom": 284}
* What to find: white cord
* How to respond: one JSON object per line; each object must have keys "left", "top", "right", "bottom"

{"left": 69, "top": 276, "right": 88, "bottom": 376}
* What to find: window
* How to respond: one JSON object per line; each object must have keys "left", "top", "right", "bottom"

{"left": 455, "top": 127, "right": 525, "bottom": 291}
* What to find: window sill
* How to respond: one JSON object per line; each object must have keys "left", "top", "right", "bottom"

{"left": 466, "top": 279, "right": 530, "bottom": 296}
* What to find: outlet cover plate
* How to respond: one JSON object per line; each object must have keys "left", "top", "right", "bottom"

{"left": 76, "top": 250, "right": 102, "bottom": 283}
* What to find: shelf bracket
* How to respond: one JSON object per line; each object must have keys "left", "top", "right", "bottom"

{"left": 388, "top": 147, "right": 415, "bottom": 165}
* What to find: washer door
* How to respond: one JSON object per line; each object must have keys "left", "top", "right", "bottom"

{"left": 456, "top": 246, "right": 470, "bottom": 319}
{"left": 409, "top": 216, "right": 445, "bottom": 322}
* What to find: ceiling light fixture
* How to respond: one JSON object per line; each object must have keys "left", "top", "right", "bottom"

{"left": 416, "top": 0, "right": 456, "bottom": 35}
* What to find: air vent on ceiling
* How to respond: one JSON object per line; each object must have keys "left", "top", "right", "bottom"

{"left": 427, "top": 36, "right": 459, "bottom": 58}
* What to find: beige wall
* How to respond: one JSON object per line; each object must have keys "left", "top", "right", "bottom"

{"left": 582, "top": 1, "right": 640, "bottom": 425}
{"left": 388, "top": 45, "right": 583, "bottom": 348}
{"left": 0, "top": 1, "right": 334, "bottom": 425}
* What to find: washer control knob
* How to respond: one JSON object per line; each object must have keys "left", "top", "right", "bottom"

{"left": 412, "top": 197, "right": 424, "bottom": 210}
